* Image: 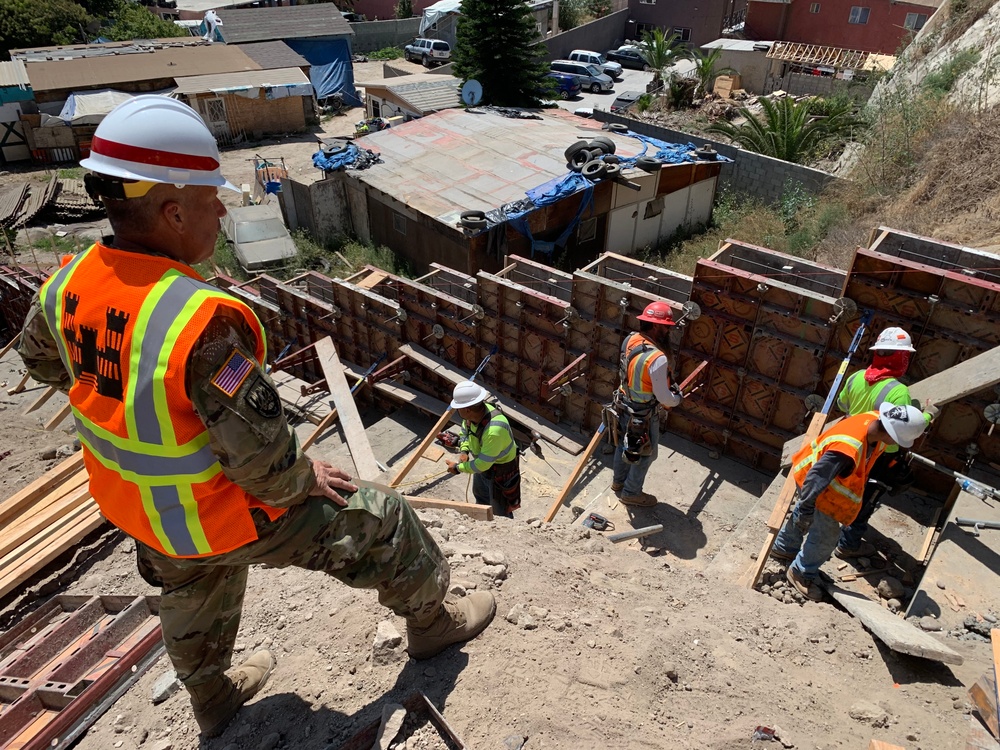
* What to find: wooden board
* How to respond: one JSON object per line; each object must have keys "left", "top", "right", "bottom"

{"left": 782, "top": 345, "right": 1000, "bottom": 467}
{"left": 905, "top": 489, "right": 1000, "bottom": 629}
{"left": 313, "top": 337, "right": 380, "bottom": 479}
{"left": 422, "top": 445, "right": 445, "bottom": 462}
{"left": 22, "top": 385, "right": 57, "bottom": 415}
{"left": 968, "top": 671, "right": 999, "bottom": 740}
{"left": 7, "top": 370, "right": 30, "bottom": 395}
{"left": 43, "top": 401, "right": 71, "bottom": 431}
{"left": 868, "top": 742, "right": 906, "bottom": 750}
{"left": 0, "top": 332, "right": 21, "bottom": 361}
{"left": 351, "top": 479, "right": 492, "bottom": 522}
{"left": 969, "top": 715, "right": 1000, "bottom": 750}
{"left": 397, "top": 343, "right": 586, "bottom": 455}
{"left": 820, "top": 579, "right": 963, "bottom": 665}
{"left": 0, "top": 454, "right": 85, "bottom": 527}
{"left": 0, "top": 483, "right": 91, "bottom": 558}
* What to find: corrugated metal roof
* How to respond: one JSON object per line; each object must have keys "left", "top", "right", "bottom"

{"left": 361, "top": 73, "right": 461, "bottom": 115}
{"left": 238, "top": 41, "right": 310, "bottom": 71}
{"left": 345, "top": 108, "right": 647, "bottom": 222}
{"left": 0, "top": 60, "right": 30, "bottom": 89}
{"left": 172, "top": 67, "right": 310, "bottom": 95}
{"left": 21, "top": 44, "right": 261, "bottom": 93}
{"left": 217, "top": 6, "right": 353, "bottom": 44}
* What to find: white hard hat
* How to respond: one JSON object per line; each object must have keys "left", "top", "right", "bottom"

{"left": 878, "top": 403, "right": 927, "bottom": 448}
{"left": 870, "top": 327, "right": 916, "bottom": 352}
{"left": 450, "top": 380, "right": 488, "bottom": 409}
{"left": 81, "top": 95, "right": 238, "bottom": 191}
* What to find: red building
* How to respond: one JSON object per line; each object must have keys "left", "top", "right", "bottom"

{"left": 627, "top": 0, "right": 748, "bottom": 48}
{"left": 745, "top": 0, "right": 941, "bottom": 54}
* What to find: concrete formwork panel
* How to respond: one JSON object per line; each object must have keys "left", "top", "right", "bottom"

{"left": 869, "top": 226, "right": 1000, "bottom": 286}
{"left": 414, "top": 263, "right": 478, "bottom": 305}
{"left": 501, "top": 254, "right": 574, "bottom": 303}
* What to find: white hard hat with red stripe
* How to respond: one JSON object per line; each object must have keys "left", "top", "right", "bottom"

{"left": 81, "top": 95, "right": 238, "bottom": 192}
{"left": 869, "top": 326, "right": 916, "bottom": 352}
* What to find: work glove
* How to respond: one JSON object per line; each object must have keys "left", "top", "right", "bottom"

{"left": 923, "top": 402, "right": 940, "bottom": 422}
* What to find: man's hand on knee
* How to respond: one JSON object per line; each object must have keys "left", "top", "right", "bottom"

{"left": 309, "top": 460, "right": 358, "bottom": 505}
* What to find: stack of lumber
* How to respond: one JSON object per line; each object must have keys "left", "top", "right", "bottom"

{"left": 0, "top": 452, "right": 104, "bottom": 599}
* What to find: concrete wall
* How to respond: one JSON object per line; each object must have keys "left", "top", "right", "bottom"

{"left": 709, "top": 48, "right": 771, "bottom": 94}
{"left": 777, "top": 71, "right": 874, "bottom": 102}
{"left": 351, "top": 18, "right": 422, "bottom": 53}
{"left": 594, "top": 110, "right": 843, "bottom": 204}
{"left": 542, "top": 9, "right": 629, "bottom": 61}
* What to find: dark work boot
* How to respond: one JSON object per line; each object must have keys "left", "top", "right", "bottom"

{"left": 406, "top": 591, "right": 496, "bottom": 660}
{"left": 189, "top": 650, "right": 276, "bottom": 737}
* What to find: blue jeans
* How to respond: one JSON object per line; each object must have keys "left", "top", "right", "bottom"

{"left": 472, "top": 471, "right": 513, "bottom": 519}
{"left": 838, "top": 487, "right": 880, "bottom": 550}
{"left": 612, "top": 411, "right": 659, "bottom": 496}
{"left": 774, "top": 505, "right": 842, "bottom": 581}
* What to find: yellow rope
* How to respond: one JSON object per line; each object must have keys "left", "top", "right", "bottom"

{"left": 392, "top": 469, "right": 450, "bottom": 489}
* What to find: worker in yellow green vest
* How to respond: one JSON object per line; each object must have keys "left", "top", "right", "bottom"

{"left": 446, "top": 381, "right": 521, "bottom": 518}
{"left": 833, "top": 326, "right": 936, "bottom": 558}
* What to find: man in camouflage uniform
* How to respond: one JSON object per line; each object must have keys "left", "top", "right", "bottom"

{"left": 17, "top": 96, "right": 495, "bottom": 738}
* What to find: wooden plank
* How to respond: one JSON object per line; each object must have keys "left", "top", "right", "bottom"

{"left": 7, "top": 370, "right": 30, "bottom": 395}
{"left": 2, "top": 472, "right": 89, "bottom": 537}
{"left": 918, "top": 506, "right": 944, "bottom": 565}
{"left": 969, "top": 714, "right": 1000, "bottom": 750}
{"left": 43, "top": 400, "right": 72, "bottom": 431}
{"left": 23, "top": 385, "right": 57, "bottom": 415}
{"left": 423, "top": 445, "right": 445, "bottom": 462}
{"left": 301, "top": 407, "right": 340, "bottom": 451}
{"left": 0, "top": 332, "right": 21, "bottom": 361}
{"left": 820, "top": 579, "right": 964, "bottom": 665}
{"left": 993, "top": 629, "right": 1000, "bottom": 736}
{"left": 403, "top": 496, "right": 493, "bottom": 521}
{"left": 968, "top": 671, "right": 999, "bottom": 739}
{"left": 390, "top": 410, "right": 454, "bottom": 488}
{"left": 397, "top": 343, "right": 585, "bottom": 455}
{"left": 543, "top": 424, "right": 605, "bottom": 523}
{"left": 0, "top": 454, "right": 85, "bottom": 527}
{"left": 0, "top": 485, "right": 91, "bottom": 558}
{"left": 868, "top": 742, "right": 906, "bottom": 750}
{"left": 313, "top": 337, "right": 380, "bottom": 479}
{"left": 356, "top": 271, "right": 387, "bottom": 289}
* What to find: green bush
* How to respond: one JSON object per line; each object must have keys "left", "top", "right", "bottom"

{"left": 368, "top": 47, "right": 404, "bottom": 60}
{"left": 922, "top": 48, "right": 981, "bottom": 96}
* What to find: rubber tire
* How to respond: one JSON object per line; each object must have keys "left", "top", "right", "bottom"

{"left": 636, "top": 156, "right": 661, "bottom": 172}
{"left": 608, "top": 123, "right": 628, "bottom": 133}
{"left": 603, "top": 163, "right": 621, "bottom": 179}
{"left": 602, "top": 154, "right": 620, "bottom": 164}
{"left": 323, "top": 145, "right": 348, "bottom": 157}
{"left": 582, "top": 160, "right": 607, "bottom": 180}
{"left": 460, "top": 210, "right": 486, "bottom": 221}
{"left": 461, "top": 217, "right": 487, "bottom": 230}
{"left": 567, "top": 160, "right": 583, "bottom": 173}
{"left": 590, "top": 82, "right": 602, "bottom": 94}
{"left": 560, "top": 90, "right": 570, "bottom": 100}
{"left": 422, "top": 55, "right": 431, "bottom": 68}
{"left": 589, "top": 135, "right": 617, "bottom": 154}
{"left": 570, "top": 149, "right": 591, "bottom": 170}
{"left": 564, "top": 140, "right": 590, "bottom": 162}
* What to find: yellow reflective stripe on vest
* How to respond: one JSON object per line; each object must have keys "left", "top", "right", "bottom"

{"left": 40, "top": 247, "right": 92, "bottom": 381}
{"left": 828, "top": 478, "right": 863, "bottom": 506}
{"left": 792, "top": 434, "right": 864, "bottom": 475}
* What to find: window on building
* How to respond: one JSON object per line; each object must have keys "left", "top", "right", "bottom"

{"left": 904, "top": 12, "right": 928, "bottom": 29}
{"left": 809, "top": 2, "right": 820, "bottom": 13}
{"left": 673, "top": 26, "right": 692, "bottom": 42}
{"left": 392, "top": 212, "right": 407, "bottom": 235}
{"left": 848, "top": 6, "right": 870, "bottom": 24}
{"left": 578, "top": 218, "right": 597, "bottom": 243}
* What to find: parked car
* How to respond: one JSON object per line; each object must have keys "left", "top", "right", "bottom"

{"left": 567, "top": 49, "right": 623, "bottom": 79}
{"left": 221, "top": 203, "right": 297, "bottom": 272}
{"left": 606, "top": 46, "right": 651, "bottom": 71}
{"left": 403, "top": 38, "right": 451, "bottom": 67}
{"left": 550, "top": 60, "right": 614, "bottom": 93}
{"left": 544, "top": 71, "right": 582, "bottom": 100}
{"left": 610, "top": 90, "right": 643, "bottom": 113}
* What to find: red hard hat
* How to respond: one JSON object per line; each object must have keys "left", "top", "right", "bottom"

{"left": 637, "top": 301, "right": 675, "bottom": 325}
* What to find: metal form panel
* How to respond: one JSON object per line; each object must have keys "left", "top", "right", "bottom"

{"left": 846, "top": 245, "right": 1000, "bottom": 487}
{"left": 869, "top": 226, "right": 1000, "bottom": 286}
{"left": 501, "top": 254, "right": 574, "bottom": 303}
{"left": 676, "top": 241, "right": 849, "bottom": 471}
{"left": 0, "top": 595, "right": 161, "bottom": 750}
{"left": 413, "top": 263, "right": 478, "bottom": 305}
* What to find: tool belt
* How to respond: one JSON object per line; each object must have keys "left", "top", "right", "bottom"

{"left": 490, "top": 456, "right": 521, "bottom": 512}
{"left": 609, "top": 390, "right": 656, "bottom": 464}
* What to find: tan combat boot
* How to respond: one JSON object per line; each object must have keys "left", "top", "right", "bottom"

{"left": 620, "top": 491, "right": 657, "bottom": 507}
{"left": 406, "top": 591, "right": 496, "bottom": 660}
{"left": 189, "top": 650, "right": 276, "bottom": 737}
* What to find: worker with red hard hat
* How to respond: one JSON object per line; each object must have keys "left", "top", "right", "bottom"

{"left": 16, "top": 96, "right": 494, "bottom": 738}
{"left": 610, "top": 300, "right": 683, "bottom": 507}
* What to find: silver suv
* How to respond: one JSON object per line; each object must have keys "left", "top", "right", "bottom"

{"left": 550, "top": 60, "right": 614, "bottom": 93}
{"left": 404, "top": 38, "right": 451, "bottom": 67}
{"left": 568, "top": 49, "right": 623, "bottom": 79}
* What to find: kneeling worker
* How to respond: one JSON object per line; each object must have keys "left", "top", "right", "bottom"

{"left": 446, "top": 381, "right": 520, "bottom": 518}
{"left": 773, "top": 403, "right": 928, "bottom": 601}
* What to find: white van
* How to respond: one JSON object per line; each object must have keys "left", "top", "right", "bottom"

{"left": 568, "top": 49, "right": 623, "bottom": 79}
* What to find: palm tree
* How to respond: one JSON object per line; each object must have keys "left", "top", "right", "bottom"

{"left": 690, "top": 47, "right": 737, "bottom": 98}
{"left": 706, "top": 96, "right": 864, "bottom": 163}
{"left": 638, "top": 29, "right": 689, "bottom": 90}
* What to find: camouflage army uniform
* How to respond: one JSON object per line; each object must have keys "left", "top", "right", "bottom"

{"left": 18, "top": 259, "right": 449, "bottom": 690}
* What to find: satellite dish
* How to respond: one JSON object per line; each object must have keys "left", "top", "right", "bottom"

{"left": 461, "top": 80, "right": 483, "bottom": 106}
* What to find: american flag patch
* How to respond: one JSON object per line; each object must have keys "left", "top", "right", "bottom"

{"left": 211, "top": 349, "right": 254, "bottom": 396}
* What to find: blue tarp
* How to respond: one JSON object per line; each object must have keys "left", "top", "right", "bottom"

{"left": 313, "top": 143, "right": 360, "bottom": 171}
{"left": 286, "top": 38, "right": 361, "bottom": 105}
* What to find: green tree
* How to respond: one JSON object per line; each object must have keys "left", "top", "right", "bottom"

{"left": 689, "top": 47, "right": 737, "bottom": 98}
{"left": 453, "top": 0, "right": 550, "bottom": 107}
{"left": 557, "top": 0, "right": 583, "bottom": 30}
{"left": 103, "top": 0, "right": 186, "bottom": 41}
{"left": 394, "top": 0, "right": 413, "bottom": 18}
{"left": 706, "top": 96, "right": 863, "bottom": 163}
{"left": 0, "top": 0, "right": 88, "bottom": 58}
{"left": 639, "top": 29, "right": 689, "bottom": 89}
{"left": 587, "top": 0, "right": 612, "bottom": 17}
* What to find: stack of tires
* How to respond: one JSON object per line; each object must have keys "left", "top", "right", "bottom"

{"left": 565, "top": 128, "right": 662, "bottom": 182}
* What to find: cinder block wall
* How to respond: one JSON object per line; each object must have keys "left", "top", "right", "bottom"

{"left": 351, "top": 18, "right": 422, "bottom": 53}
{"left": 594, "top": 110, "right": 843, "bottom": 204}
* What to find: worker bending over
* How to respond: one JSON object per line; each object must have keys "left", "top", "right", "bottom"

{"left": 446, "top": 381, "right": 520, "bottom": 518}
{"left": 611, "top": 301, "right": 682, "bottom": 507}
{"left": 773, "top": 403, "right": 929, "bottom": 601}
{"left": 833, "top": 326, "right": 934, "bottom": 558}
{"left": 18, "top": 96, "right": 495, "bottom": 738}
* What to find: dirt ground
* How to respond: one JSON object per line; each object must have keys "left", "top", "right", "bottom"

{"left": 0, "top": 352, "right": 994, "bottom": 750}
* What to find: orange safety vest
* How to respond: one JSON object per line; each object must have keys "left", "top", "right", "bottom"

{"left": 617, "top": 332, "right": 666, "bottom": 404}
{"left": 791, "top": 411, "right": 885, "bottom": 525}
{"left": 39, "top": 243, "right": 286, "bottom": 558}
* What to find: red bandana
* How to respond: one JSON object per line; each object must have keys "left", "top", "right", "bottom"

{"left": 865, "top": 351, "right": 911, "bottom": 385}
